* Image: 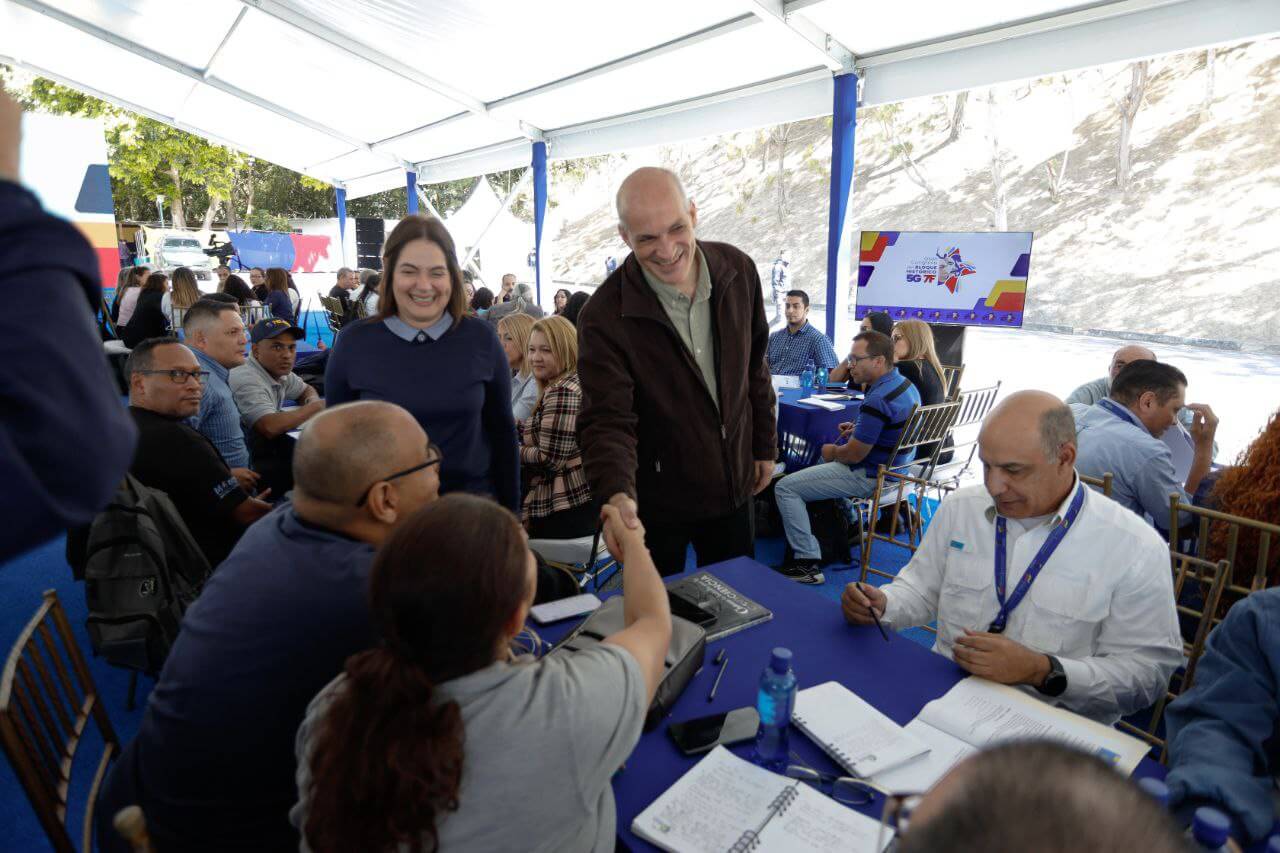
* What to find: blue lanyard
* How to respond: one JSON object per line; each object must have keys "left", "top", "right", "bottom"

{"left": 1097, "top": 398, "right": 1142, "bottom": 429}
{"left": 990, "top": 484, "right": 1086, "bottom": 634}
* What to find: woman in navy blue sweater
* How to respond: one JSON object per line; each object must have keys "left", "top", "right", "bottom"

{"left": 264, "top": 267, "right": 295, "bottom": 323}
{"left": 325, "top": 216, "right": 519, "bottom": 511}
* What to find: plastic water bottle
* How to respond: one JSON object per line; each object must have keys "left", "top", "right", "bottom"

{"left": 816, "top": 364, "right": 829, "bottom": 390}
{"left": 1189, "top": 807, "right": 1232, "bottom": 851}
{"left": 1267, "top": 835, "right": 1280, "bottom": 853}
{"left": 800, "top": 362, "right": 815, "bottom": 396}
{"left": 1137, "top": 777, "right": 1170, "bottom": 809}
{"left": 753, "top": 647, "right": 797, "bottom": 772}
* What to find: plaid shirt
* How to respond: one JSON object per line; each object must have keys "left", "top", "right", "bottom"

{"left": 766, "top": 322, "right": 840, "bottom": 377}
{"left": 519, "top": 373, "right": 592, "bottom": 521}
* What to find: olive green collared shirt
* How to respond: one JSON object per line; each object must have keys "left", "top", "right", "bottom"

{"left": 640, "top": 246, "right": 718, "bottom": 410}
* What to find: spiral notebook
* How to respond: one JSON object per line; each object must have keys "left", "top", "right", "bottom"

{"left": 632, "top": 746, "right": 884, "bottom": 853}
{"left": 792, "top": 681, "right": 931, "bottom": 778}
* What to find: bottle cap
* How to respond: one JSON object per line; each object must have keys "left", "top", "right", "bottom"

{"left": 1192, "top": 807, "right": 1231, "bottom": 847}
{"left": 769, "top": 647, "right": 792, "bottom": 674}
{"left": 1137, "top": 777, "right": 1169, "bottom": 806}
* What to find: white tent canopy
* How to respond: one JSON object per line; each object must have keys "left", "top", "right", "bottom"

{"left": 443, "top": 178, "right": 533, "bottom": 287}
{"left": 1, "top": 0, "right": 1277, "bottom": 198}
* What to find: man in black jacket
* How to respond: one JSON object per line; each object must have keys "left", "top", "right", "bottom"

{"left": 577, "top": 167, "right": 776, "bottom": 575}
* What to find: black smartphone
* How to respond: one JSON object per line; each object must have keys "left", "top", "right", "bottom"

{"left": 668, "top": 707, "right": 761, "bottom": 755}
{"left": 667, "top": 591, "right": 716, "bottom": 626}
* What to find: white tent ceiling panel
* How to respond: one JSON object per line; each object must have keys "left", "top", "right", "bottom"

{"left": 381, "top": 114, "right": 520, "bottom": 167}
{"left": 491, "top": 24, "right": 822, "bottom": 130}
{"left": 307, "top": 147, "right": 394, "bottom": 179}
{"left": 212, "top": 8, "right": 461, "bottom": 142}
{"left": 269, "top": 0, "right": 751, "bottom": 103}
{"left": 416, "top": 140, "right": 531, "bottom": 186}
{"left": 31, "top": 0, "right": 244, "bottom": 68}
{"left": 341, "top": 168, "right": 405, "bottom": 200}
{"left": 181, "top": 82, "right": 351, "bottom": 168}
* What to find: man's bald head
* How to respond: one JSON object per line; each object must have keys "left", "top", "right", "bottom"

{"left": 615, "top": 167, "right": 690, "bottom": 229}
{"left": 1109, "top": 344, "right": 1157, "bottom": 381}
{"left": 615, "top": 167, "right": 700, "bottom": 288}
{"left": 978, "top": 390, "right": 1078, "bottom": 518}
{"left": 293, "top": 401, "right": 425, "bottom": 505}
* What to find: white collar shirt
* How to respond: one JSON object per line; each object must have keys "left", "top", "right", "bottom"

{"left": 880, "top": 477, "right": 1182, "bottom": 724}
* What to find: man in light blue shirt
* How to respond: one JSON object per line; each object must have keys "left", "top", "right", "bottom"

{"left": 766, "top": 290, "right": 839, "bottom": 377}
{"left": 183, "top": 299, "right": 255, "bottom": 482}
{"left": 1071, "top": 359, "right": 1218, "bottom": 533}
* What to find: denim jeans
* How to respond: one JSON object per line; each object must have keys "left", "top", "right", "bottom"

{"left": 774, "top": 462, "right": 878, "bottom": 560}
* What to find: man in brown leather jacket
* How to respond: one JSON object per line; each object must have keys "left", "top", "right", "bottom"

{"left": 577, "top": 167, "right": 776, "bottom": 575}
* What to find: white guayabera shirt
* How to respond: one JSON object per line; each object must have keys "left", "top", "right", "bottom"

{"left": 880, "top": 477, "right": 1183, "bottom": 725}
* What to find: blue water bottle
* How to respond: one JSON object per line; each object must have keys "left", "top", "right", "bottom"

{"left": 1268, "top": 835, "right": 1280, "bottom": 853}
{"left": 1137, "top": 777, "right": 1170, "bottom": 809}
{"left": 1189, "top": 807, "right": 1232, "bottom": 851}
{"left": 800, "top": 362, "right": 815, "bottom": 396}
{"left": 753, "top": 647, "right": 797, "bottom": 772}
{"left": 816, "top": 363, "right": 829, "bottom": 391}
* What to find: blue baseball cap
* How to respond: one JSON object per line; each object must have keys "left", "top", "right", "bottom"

{"left": 250, "top": 317, "right": 306, "bottom": 344}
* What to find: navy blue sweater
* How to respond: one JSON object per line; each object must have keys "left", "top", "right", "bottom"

{"left": 0, "top": 180, "right": 138, "bottom": 561}
{"left": 324, "top": 315, "right": 519, "bottom": 511}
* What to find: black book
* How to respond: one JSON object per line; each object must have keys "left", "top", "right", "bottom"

{"left": 666, "top": 572, "right": 772, "bottom": 641}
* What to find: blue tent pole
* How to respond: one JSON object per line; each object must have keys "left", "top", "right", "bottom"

{"left": 334, "top": 186, "right": 348, "bottom": 267}
{"left": 532, "top": 141, "right": 548, "bottom": 304}
{"left": 826, "top": 71, "right": 858, "bottom": 341}
{"left": 406, "top": 171, "right": 419, "bottom": 215}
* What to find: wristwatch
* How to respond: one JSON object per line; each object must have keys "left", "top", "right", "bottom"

{"left": 1037, "top": 654, "right": 1067, "bottom": 697}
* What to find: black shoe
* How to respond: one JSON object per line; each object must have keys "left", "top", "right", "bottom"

{"left": 772, "top": 559, "right": 825, "bottom": 585}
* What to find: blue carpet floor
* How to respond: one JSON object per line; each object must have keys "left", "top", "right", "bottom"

{"left": 0, "top": 515, "right": 929, "bottom": 850}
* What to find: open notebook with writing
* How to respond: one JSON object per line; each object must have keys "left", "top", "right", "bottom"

{"left": 632, "top": 746, "right": 885, "bottom": 853}
{"left": 792, "top": 681, "right": 932, "bottom": 778}
{"left": 871, "top": 677, "right": 1151, "bottom": 792}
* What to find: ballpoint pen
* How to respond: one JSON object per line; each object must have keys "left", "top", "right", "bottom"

{"left": 859, "top": 582, "right": 891, "bottom": 642}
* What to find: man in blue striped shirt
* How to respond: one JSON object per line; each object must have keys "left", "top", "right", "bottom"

{"left": 184, "top": 299, "right": 258, "bottom": 491}
{"left": 773, "top": 331, "right": 920, "bottom": 583}
{"left": 765, "top": 290, "right": 840, "bottom": 376}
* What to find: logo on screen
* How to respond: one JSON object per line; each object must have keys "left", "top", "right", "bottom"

{"left": 935, "top": 247, "right": 977, "bottom": 294}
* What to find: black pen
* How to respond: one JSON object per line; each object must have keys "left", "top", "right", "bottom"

{"left": 859, "top": 582, "right": 891, "bottom": 643}
{"left": 708, "top": 650, "right": 728, "bottom": 701}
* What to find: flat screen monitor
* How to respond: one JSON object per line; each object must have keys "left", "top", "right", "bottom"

{"left": 855, "top": 230, "right": 1034, "bottom": 328}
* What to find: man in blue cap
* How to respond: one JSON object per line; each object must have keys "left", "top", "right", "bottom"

{"left": 230, "top": 318, "right": 324, "bottom": 496}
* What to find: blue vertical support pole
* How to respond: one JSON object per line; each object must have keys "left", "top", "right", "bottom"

{"left": 532, "top": 140, "right": 548, "bottom": 303}
{"left": 334, "top": 186, "right": 348, "bottom": 266}
{"left": 826, "top": 71, "right": 858, "bottom": 341}
{"left": 406, "top": 171, "right": 419, "bottom": 215}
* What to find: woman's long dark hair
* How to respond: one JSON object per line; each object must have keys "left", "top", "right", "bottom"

{"left": 470, "top": 287, "right": 494, "bottom": 312}
{"left": 221, "top": 274, "right": 253, "bottom": 305}
{"left": 265, "top": 267, "right": 290, "bottom": 294}
{"left": 356, "top": 272, "right": 381, "bottom": 306}
{"left": 553, "top": 288, "right": 572, "bottom": 314}
{"left": 303, "top": 495, "right": 531, "bottom": 853}
{"left": 563, "top": 291, "right": 590, "bottom": 326}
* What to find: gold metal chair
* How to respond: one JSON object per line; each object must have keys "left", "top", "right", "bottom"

{"left": 940, "top": 364, "right": 965, "bottom": 401}
{"left": 922, "top": 382, "right": 1001, "bottom": 505}
{"left": 1169, "top": 493, "right": 1280, "bottom": 622}
{"left": 1078, "top": 472, "right": 1114, "bottom": 498}
{"left": 0, "top": 590, "right": 120, "bottom": 852}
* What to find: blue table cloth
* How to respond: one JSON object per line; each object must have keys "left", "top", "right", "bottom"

{"left": 538, "top": 557, "right": 1165, "bottom": 851}
{"left": 777, "top": 386, "right": 861, "bottom": 471}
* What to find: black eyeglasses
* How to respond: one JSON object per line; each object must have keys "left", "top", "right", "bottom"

{"left": 850, "top": 354, "right": 880, "bottom": 364}
{"left": 137, "top": 368, "right": 209, "bottom": 384}
{"left": 785, "top": 765, "right": 880, "bottom": 806}
{"left": 355, "top": 444, "right": 442, "bottom": 507}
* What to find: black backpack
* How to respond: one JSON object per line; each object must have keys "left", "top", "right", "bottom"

{"left": 781, "top": 499, "right": 853, "bottom": 567}
{"left": 81, "top": 475, "right": 213, "bottom": 674}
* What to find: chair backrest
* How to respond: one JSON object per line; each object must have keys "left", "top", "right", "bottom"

{"left": 1169, "top": 493, "right": 1280, "bottom": 618}
{"left": 99, "top": 297, "right": 120, "bottom": 340}
{"left": 319, "top": 296, "right": 345, "bottom": 333}
{"left": 895, "top": 400, "right": 963, "bottom": 474}
{"left": 951, "top": 381, "right": 1001, "bottom": 430}
{"left": 940, "top": 364, "right": 965, "bottom": 401}
{"left": 0, "top": 590, "right": 120, "bottom": 853}
{"left": 1079, "top": 471, "right": 1114, "bottom": 498}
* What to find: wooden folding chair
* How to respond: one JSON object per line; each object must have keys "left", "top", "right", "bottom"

{"left": 1078, "top": 472, "right": 1114, "bottom": 498}
{"left": 0, "top": 590, "right": 120, "bottom": 852}
{"left": 940, "top": 364, "right": 965, "bottom": 401}
{"left": 1169, "top": 493, "right": 1280, "bottom": 623}
{"left": 1116, "top": 550, "right": 1229, "bottom": 762}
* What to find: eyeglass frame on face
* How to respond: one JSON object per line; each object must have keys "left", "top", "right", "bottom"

{"left": 850, "top": 353, "right": 882, "bottom": 365}
{"left": 136, "top": 368, "right": 208, "bottom": 384}
{"left": 354, "top": 443, "right": 443, "bottom": 507}
{"left": 877, "top": 790, "right": 925, "bottom": 851}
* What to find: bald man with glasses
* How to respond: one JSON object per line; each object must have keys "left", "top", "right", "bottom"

{"left": 97, "top": 399, "right": 442, "bottom": 853}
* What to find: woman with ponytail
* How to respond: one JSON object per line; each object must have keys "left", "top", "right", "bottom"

{"left": 293, "top": 493, "right": 672, "bottom": 852}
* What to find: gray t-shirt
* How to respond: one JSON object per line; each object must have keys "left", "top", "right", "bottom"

{"left": 229, "top": 355, "right": 312, "bottom": 430}
{"left": 292, "top": 644, "right": 647, "bottom": 853}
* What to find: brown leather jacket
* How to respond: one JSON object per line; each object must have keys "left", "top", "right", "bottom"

{"left": 576, "top": 241, "right": 776, "bottom": 523}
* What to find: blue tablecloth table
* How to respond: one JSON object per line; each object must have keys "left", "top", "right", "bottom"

{"left": 776, "top": 387, "right": 861, "bottom": 471}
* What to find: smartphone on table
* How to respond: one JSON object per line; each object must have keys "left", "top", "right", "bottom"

{"left": 668, "top": 707, "right": 761, "bottom": 755}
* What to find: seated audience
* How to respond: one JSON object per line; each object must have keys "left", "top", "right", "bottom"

{"left": 95, "top": 400, "right": 441, "bottom": 853}
{"left": 183, "top": 299, "right": 255, "bottom": 482}
{"left": 499, "top": 312, "right": 539, "bottom": 421}
{"left": 893, "top": 318, "right": 954, "bottom": 464}
{"left": 1071, "top": 360, "right": 1218, "bottom": 532}
{"left": 843, "top": 391, "right": 1182, "bottom": 723}
{"left": 773, "top": 331, "right": 920, "bottom": 584}
{"left": 895, "top": 741, "right": 1186, "bottom": 852}
{"left": 248, "top": 266, "right": 267, "bottom": 301}
{"left": 562, "top": 290, "right": 590, "bottom": 326}
{"left": 123, "top": 337, "right": 271, "bottom": 567}
{"left": 220, "top": 272, "right": 255, "bottom": 306}
{"left": 353, "top": 271, "right": 380, "bottom": 318}
{"left": 327, "top": 266, "right": 356, "bottom": 315}
{"left": 230, "top": 318, "right": 325, "bottom": 496}
{"left": 265, "top": 267, "right": 295, "bottom": 323}
{"left": 120, "top": 271, "right": 170, "bottom": 348}
{"left": 1206, "top": 406, "right": 1280, "bottom": 588}
{"left": 1165, "top": 587, "right": 1280, "bottom": 846}
{"left": 553, "top": 287, "right": 571, "bottom": 315}
{"left": 160, "top": 265, "right": 201, "bottom": 328}
{"left": 521, "top": 316, "right": 594, "bottom": 538}
{"left": 488, "top": 281, "right": 546, "bottom": 325}
{"left": 765, "top": 290, "right": 839, "bottom": 377}
{"left": 111, "top": 264, "right": 147, "bottom": 324}
{"left": 828, "top": 309, "right": 894, "bottom": 384}
{"left": 470, "top": 285, "right": 494, "bottom": 317}
{"left": 291, "top": 497, "right": 671, "bottom": 853}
